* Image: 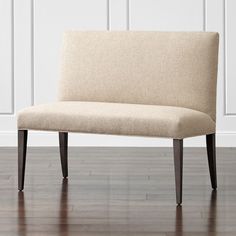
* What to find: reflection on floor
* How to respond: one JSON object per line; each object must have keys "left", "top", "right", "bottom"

{"left": 0, "top": 147, "right": 236, "bottom": 236}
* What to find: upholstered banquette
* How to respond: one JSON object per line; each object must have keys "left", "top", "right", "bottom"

{"left": 17, "top": 31, "right": 219, "bottom": 204}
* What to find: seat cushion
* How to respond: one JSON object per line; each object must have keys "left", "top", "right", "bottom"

{"left": 17, "top": 102, "right": 215, "bottom": 139}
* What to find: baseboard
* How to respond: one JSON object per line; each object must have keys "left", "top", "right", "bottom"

{"left": 0, "top": 131, "right": 236, "bottom": 147}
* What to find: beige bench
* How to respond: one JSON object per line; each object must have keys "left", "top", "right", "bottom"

{"left": 17, "top": 31, "right": 219, "bottom": 205}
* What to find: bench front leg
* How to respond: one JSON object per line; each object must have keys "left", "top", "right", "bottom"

{"left": 173, "top": 139, "right": 183, "bottom": 205}
{"left": 18, "top": 130, "right": 28, "bottom": 191}
{"left": 206, "top": 133, "right": 217, "bottom": 189}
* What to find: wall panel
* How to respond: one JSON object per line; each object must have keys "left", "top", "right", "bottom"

{"left": 1, "top": 0, "right": 236, "bottom": 146}
{"left": 130, "top": 0, "right": 204, "bottom": 31}
{"left": 33, "top": 0, "right": 108, "bottom": 104}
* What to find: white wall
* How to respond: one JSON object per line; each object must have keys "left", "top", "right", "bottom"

{"left": 0, "top": 0, "right": 235, "bottom": 147}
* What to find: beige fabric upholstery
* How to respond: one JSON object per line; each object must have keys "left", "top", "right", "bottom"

{"left": 59, "top": 31, "right": 219, "bottom": 121}
{"left": 18, "top": 31, "right": 219, "bottom": 139}
{"left": 18, "top": 102, "right": 215, "bottom": 139}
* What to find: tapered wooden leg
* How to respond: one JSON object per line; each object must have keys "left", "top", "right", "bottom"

{"left": 173, "top": 139, "right": 183, "bottom": 205}
{"left": 18, "top": 130, "right": 28, "bottom": 191}
{"left": 206, "top": 133, "right": 217, "bottom": 189}
{"left": 59, "top": 132, "right": 68, "bottom": 178}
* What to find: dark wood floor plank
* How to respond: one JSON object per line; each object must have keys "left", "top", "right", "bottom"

{"left": 0, "top": 147, "right": 235, "bottom": 235}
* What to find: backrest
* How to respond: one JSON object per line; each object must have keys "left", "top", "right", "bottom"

{"left": 59, "top": 31, "right": 219, "bottom": 121}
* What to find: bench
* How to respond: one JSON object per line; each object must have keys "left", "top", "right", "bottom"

{"left": 17, "top": 31, "right": 219, "bottom": 204}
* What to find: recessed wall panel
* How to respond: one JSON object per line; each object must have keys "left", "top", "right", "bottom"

{"left": 130, "top": 0, "right": 204, "bottom": 31}
{"left": 34, "top": 0, "right": 108, "bottom": 104}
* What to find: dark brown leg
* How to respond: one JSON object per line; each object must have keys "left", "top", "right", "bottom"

{"left": 18, "top": 130, "right": 28, "bottom": 191}
{"left": 173, "top": 139, "right": 183, "bottom": 205}
{"left": 206, "top": 133, "right": 217, "bottom": 189}
{"left": 59, "top": 132, "right": 68, "bottom": 178}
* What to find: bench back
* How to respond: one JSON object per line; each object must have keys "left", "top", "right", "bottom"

{"left": 59, "top": 31, "right": 219, "bottom": 121}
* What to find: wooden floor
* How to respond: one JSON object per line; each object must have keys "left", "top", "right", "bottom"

{"left": 0, "top": 147, "right": 236, "bottom": 236}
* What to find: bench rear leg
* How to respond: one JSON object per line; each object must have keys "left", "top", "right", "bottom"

{"left": 18, "top": 130, "right": 28, "bottom": 191}
{"left": 59, "top": 132, "right": 68, "bottom": 178}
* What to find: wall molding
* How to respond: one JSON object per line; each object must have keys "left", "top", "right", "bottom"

{"left": 31, "top": 0, "right": 35, "bottom": 106}
{"left": 127, "top": 0, "right": 130, "bottom": 30}
{"left": 11, "top": 0, "right": 15, "bottom": 114}
{"left": 203, "top": 0, "right": 207, "bottom": 31}
{"left": 107, "top": 0, "right": 110, "bottom": 30}
{"left": 224, "top": 0, "right": 228, "bottom": 115}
